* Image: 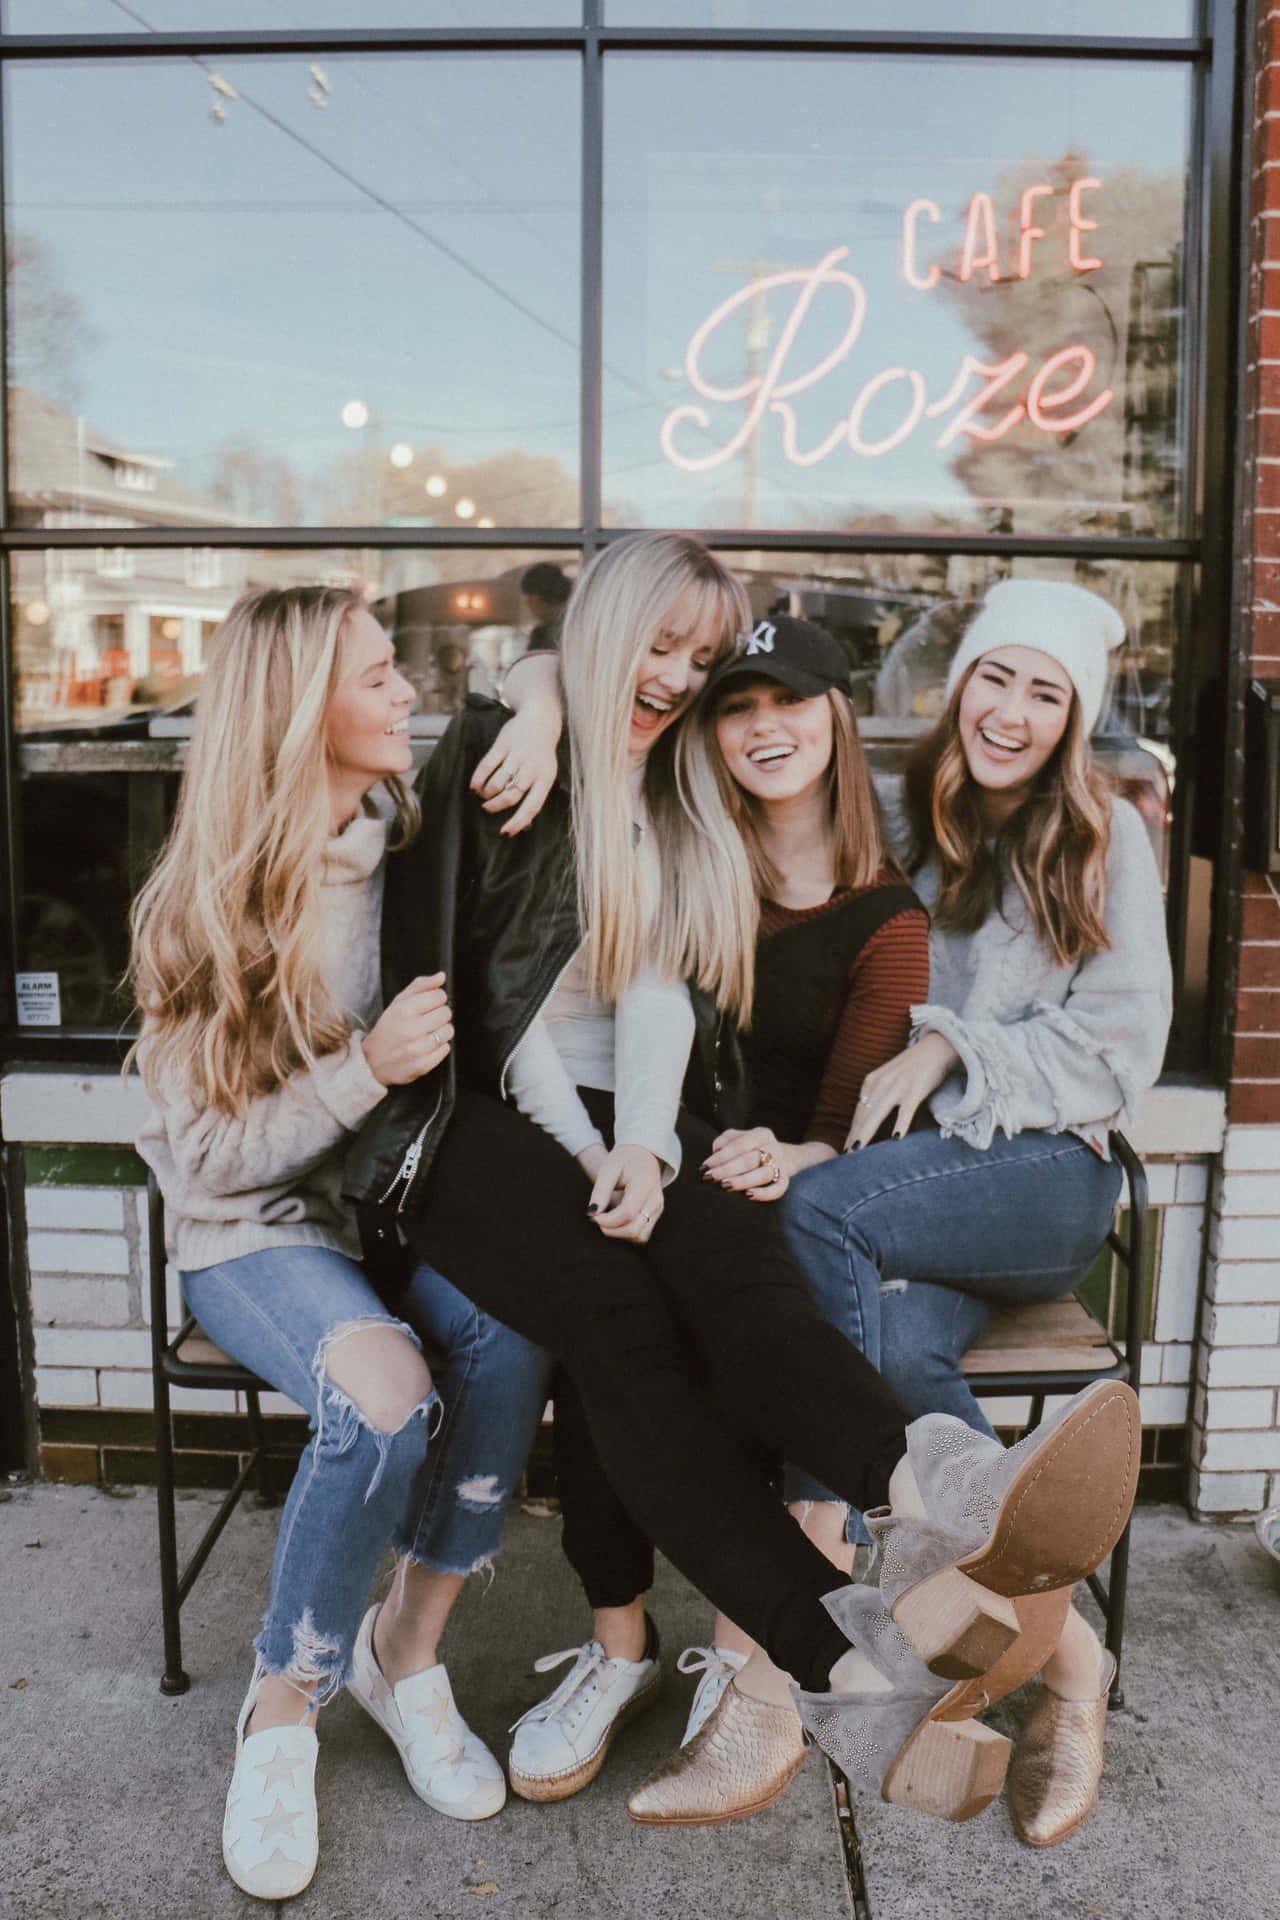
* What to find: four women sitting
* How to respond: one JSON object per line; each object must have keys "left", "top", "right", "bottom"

{"left": 134, "top": 542, "right": 1168, "bottom": 1901}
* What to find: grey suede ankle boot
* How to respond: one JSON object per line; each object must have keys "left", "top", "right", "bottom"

{"left": 793, "top": 1585, "right": 1009, "bottom": 1825}
{"left": 868, "top": 1381, "right": 1139, "bottom": 1684}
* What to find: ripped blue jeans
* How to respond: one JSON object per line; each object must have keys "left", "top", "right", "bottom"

{"left": 182, "top": 1244, "right": 549, "bottom": 1697}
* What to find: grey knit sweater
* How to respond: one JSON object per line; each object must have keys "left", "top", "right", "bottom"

{"left": 136, "top": 808, "right": 390, "bottom": 1272}
{"left": 878, "top": 780, "right": 1172, "bottom": 1154}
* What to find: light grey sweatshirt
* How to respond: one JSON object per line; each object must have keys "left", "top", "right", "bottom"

{"left": 136, "top": 809, "right": 391, "bottom": 1272}
{"left": 878, "top": 780, "right": 1172, "bottom": 1154}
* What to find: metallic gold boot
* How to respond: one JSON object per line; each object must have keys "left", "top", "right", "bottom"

{"left": 1007, "top": 1650, "right": 1116, "bottom": 1847}
{"left": 627, "top": 1680, "right": 807, "bottom": 1826}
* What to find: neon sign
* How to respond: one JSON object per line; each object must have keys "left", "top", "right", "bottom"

{"left": 660, "top": 179, "right": 1113, "bottom": 476}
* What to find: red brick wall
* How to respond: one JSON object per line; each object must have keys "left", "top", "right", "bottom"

{"left": 1237, "top": 3, "right": 1280, "bottom": 1125}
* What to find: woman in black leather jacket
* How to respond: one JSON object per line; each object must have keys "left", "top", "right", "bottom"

{"left": 345, "top": 532, "right": 1140, "bottom": 1829}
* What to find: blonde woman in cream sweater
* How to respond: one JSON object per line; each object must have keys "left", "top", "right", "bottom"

{"left": 132, "top": 587, "right": 548, "bottom": 1903}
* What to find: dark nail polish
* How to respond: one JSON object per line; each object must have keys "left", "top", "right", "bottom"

{"left": 586, "top": 1204, "right": 599, "bottom": 1215}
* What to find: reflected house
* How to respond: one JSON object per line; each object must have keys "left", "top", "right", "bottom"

{"left": 8, "top": 387, "right": 247, "bottom": 726}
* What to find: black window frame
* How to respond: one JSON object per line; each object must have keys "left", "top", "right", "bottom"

{"left": 0, "top": 1, "right": 1246, "bottom": 1081}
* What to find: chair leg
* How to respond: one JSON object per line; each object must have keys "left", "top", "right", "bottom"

{"left": 1101, "top": 1516, "right": 1132, "bottom": 1711}
{"left": 153, "top": 1362, "right": 190, "bottom": 1696}
{"left": 244, "top": 1388, "right": 275, "bottom": 1506}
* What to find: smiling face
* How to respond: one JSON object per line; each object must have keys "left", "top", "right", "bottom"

{"left": 325, "top": 608, "right": 415, "bottom": 795}
{"left": 628, "top": 586, "right": 724, "bottom": 760}
{"left": 713, "top": 677, "right": 835, "bottom": 806}
{"left": 956, "top": 643, "right": 1074, "bottom": 824}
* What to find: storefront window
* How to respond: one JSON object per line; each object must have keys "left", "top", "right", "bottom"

{"left": 4, "top": 54, "right": 580, "bottom": 528}
{"left": 604, "top": 54, "right": 1191, "bottom": 538}
{"left": 10, "top": 544, "right": 574, "bottom": 1029}
{"left": 2, "top": 3, "right": 581, "bottom": 29}
{"left": 605, "top": 4, "right": 1193, "bottom": 28}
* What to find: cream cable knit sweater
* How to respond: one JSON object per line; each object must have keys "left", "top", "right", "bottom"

{"left": 877, "top": 779, "right": 1172, "bottom": 1155}
{"left": 136, "top": 808, "right": 390, "bottom": 1272}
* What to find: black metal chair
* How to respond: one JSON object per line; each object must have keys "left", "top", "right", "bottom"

{"left": 958, "top": 1130, "right": 1147, "bottom": 1707}
{"left": 146, "top": 1171, "right": 275, "bottom": 1695}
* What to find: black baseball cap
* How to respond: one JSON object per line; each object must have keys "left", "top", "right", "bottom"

{"left": 706, "top": 614, "right": 851, "bottom": 699}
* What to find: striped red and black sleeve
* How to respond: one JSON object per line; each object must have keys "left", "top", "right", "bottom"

{"left": 803, "top": 905, "right": 931, "bottom": 1152}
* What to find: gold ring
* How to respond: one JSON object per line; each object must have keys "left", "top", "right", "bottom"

{"left": 756, "top": 1145, "right": 770, "bottom": 1168}
{"left": 762, "top": 1155, "right": 781, "bottom": 1186}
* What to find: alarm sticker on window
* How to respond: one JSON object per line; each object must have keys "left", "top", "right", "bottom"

{"left": 15, "top": 972, "right": 61, "bottom": 1026}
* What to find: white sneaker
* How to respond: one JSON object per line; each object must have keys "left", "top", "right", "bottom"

{"left": 222, "top": 1663, "right": 319, "bottom": 1902}
{"left": 347, "top": 1604, "right": 505, "bottom": 1820}
{"left": 507, "top": 1620, "right": 661, "bottom": 1802}
{"left": 676, "top": 1645, "right": 748, "bottom": 1746}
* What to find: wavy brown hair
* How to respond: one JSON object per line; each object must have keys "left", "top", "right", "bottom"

{"left": 128, "top": 586, "right": 416, "bottom": 1116}
{"left": 903, "top": 667, "right": 1112, "bottom": 968}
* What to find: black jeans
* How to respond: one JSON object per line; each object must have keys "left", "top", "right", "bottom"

{"left": 405, "top": 1088, "right": 908, "bottom": 1692}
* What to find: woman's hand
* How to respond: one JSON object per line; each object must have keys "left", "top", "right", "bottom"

{"left": 469, "top": 659, "right": 562, "bottom": 836}
{"left": 363, "top": 973, "right": 454, "bottom": 1086}
{"left": 701, "top": 1126, "right": 792, "bottom": 1201}
{"left": 843, "top": 1031, "right": 961, "bottom": 1149}
{"left": 585, "top": 1144, "right": 664, "bottom": 1243}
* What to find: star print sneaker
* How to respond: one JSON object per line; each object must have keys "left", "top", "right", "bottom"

{"left": 347, "top": 1604, "right": 506, "bottom": 1820}
{"left": 222, "top": 1662, "right": 319, "bottom": 1901}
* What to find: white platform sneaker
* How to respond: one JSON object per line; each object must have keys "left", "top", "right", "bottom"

{"left": 507, "top": 1618, "right": 661, "bottom": 1802}
{"left": 222, "top": 1663, "right": 319, "bottom": 1901}
{"left": 347, "top": 1604, "right": 506, "bottom": 1820}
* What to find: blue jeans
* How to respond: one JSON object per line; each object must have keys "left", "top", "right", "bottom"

{"left": 182, "top": 1245, "right": 549, "bottom": 1697}
{"left": 779, "top": 1128, "right": 1123, "bottom": 1529}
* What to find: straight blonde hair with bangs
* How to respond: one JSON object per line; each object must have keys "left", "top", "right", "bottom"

{"left": 903, "top": 669, "right": 1112, "bottom": 968}
{"left": 128, "top": 585, "right": 417, "bottom": 1117}
{"left": 689, "top": 684, "right": 890, "bottom": 902}
{"left": 558, "top": 532, "right": 759, "bottom": 1019}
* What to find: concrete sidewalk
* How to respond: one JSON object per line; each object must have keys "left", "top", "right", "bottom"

{"left": 1, "top": 1484, "right": 1278, "bottom": 1920}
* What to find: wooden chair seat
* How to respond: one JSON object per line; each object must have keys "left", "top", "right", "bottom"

{"left": 962, "top": 1296, "right": 1115, "bottom": 1375}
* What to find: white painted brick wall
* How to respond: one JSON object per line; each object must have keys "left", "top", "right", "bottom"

{"left": 1191, "top": 1470, "right": 1268, "bottom": 1512}
{"left": 1203, "top": 1387, "right": 1277, "bottom": 1430}
{"left": 34, "top": 1366, "right": 98, "bottom": 1408}
{"left": 1217, "top": 1170, "right": 1280, "bottom": 1215}
{"left": 1142, "top": 1161, "right": 1177, "bottom": 1205}
{"left": 1203, "top": 1303, "right": 1280, "bottom": 1347}
{"left": 1162, "top": 1343, "right": 1192, "bottom": 1384}
{"left": 1155, "top": 1206, "right": 1204, "bottom": 1341}
{"left": 1222, "top": 1125, "right": 1280, "bottom": 1172}
{"left": 27, "top": 1231, "right": 129, "bottom": 1277}
{"left": 34, "top": 1326, "right": 152, "bottom": 1370}
{"left": 1200, "top": 1428, "right": 1280, "bottom": 1472}
{"left": 25, "top": 1188, "right": 123, "bottom": 1232}
{"left": 1209, "top": 1260, "right": 1280, "bottom": 1303}
{"left": 30, "top": 1276, "right": 130, "bottom": 1328}
{"left": 1175, "top": 1161, "right": 1209, "bottom": 1205}
{"left": 98, "top": 1370, "right": 154, "bottom": 1411}
{"left": 1214, "top": 1214, "right": 1280, "bottom": 1262}
{"left": 1139, "top": 1384, "right": 1190, "bottom": 1426}
{"left": 1206, "top": 1345, "right": 1280, "bottom": 1388}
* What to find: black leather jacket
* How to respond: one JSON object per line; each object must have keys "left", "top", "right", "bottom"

{"left": 343, "top": 696, "right": 745, "bottom": 1228}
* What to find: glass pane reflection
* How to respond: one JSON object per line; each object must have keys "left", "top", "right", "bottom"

{"left": 604, "top": 54, "right": 1192, "bottom": 539}
{"left": 605, "top": 3, "right": 1192, "bottom": 30}
{"left": 3, "top": 2, "right": 580, "bottom": 30}
{"left": 12, "top": 544, "right": 577, "bottom": 1028}
{"left": 5, "top": 55, "right": 580, "bottom": 528}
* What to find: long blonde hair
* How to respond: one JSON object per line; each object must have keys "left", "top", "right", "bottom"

{"left": 128, "top": 585, "right": 416, "bottom": 1116}
{"left": 689, "top": 682, "right": 891, "bottom": 900}
{"left": 903, "top": 667, "right": 1112, "bottom": 967}
{"left": 559, "top": 533, "right": 758, "bottom": 1018}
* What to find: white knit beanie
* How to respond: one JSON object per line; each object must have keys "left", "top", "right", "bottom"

{"left": 944, "top": 579, "right": 1127, "bottom": 734}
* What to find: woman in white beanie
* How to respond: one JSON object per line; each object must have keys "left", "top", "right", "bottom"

{"left": 782, "top": 575, "right": 1171, "bottom": 1849}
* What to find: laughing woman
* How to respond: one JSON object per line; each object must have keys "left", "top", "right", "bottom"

{"left": 347, "top": 535, "right": 1143, "bottom": 1832}
{"left": 131, "top": 587, "right": 548, "bottom": 1902}
{"left": 781, "top": 577, "right": 1172, "bottom": 1847}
